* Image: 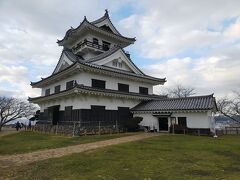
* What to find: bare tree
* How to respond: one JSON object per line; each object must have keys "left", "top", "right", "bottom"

{"left": 217, "top": 92, "right": 240, "bottom": 124}
{"left": 0, "top": 97, "right": 37, "bottom": 131}
{"left": 166, "top": 84, "right": 196, "bottom": 98}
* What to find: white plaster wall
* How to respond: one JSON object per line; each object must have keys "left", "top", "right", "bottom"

{"left": 172, "top": 112, "right": 210, "bottom": 129}
{"left": 41, "top": 71, "right": 154, "bottom": 96}
{"left": 39, "top": 94, "right": 140, "bottom": 112}
{"left": 133, "top": 111, "right": 214, "bottom": 132}
{"left": 134, "top": 113, "right": 159, "bottom": 130}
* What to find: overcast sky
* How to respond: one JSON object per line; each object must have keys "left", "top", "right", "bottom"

{"left": 0, "top": 0, "right": 240, "bottom": 99}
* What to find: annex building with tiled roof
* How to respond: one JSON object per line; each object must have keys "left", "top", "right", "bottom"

{"left": 29, "top": 10, "right": 217, "bottom": 134}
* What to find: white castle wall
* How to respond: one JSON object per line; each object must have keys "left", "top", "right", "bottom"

{"left": 41, "top": 71, "right": 153, "bottom": 96}
{"left": 39, "top": 94, "right": 141, "bottom": 112}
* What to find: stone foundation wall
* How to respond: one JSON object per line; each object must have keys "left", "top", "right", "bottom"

{"left": 33, "top": 123, "right": 126, "bottom": 136}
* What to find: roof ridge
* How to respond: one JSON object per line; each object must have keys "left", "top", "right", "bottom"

{"left": 131, "top": 94, "right": 216, "bottom": 112}
{"left": 91, "top": 9, "right": 109, "bottom": 24}
{"left": 161, "top": 94, "right": 214, "bottom": 101}
{"left": 90, "top": 9, "right": 123, "bottom": 36}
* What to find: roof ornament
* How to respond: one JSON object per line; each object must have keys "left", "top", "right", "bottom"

{"left": 104, "top": 9, "right": 109, "bottom": 17}
{"left": 83, "top": 16, "right": 88, "bottom": 22}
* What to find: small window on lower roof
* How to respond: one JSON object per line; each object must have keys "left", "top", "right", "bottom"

{"left": 45, "top": 89, "right": 50, "bottom": 96}
{"left": 93, "top": 38, "right": 99, "bottom": 45}
{"left": 118, "top": 62, "right": 122, "bottom": 68}
{"left": 112, "top": 60, "right": 118, "bottom": 67}
{"left": 66, "top": 80, "right": 74, "bottom": 90}
{"left": 54, "top": 85, "right": 61, "bottom": 93}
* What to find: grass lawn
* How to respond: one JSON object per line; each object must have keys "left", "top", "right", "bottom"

{"left": 1, "top": 135, "right": 240, "bottom": 179}
{"left": 0, "top": 131, "right": 133, "bottom": 155}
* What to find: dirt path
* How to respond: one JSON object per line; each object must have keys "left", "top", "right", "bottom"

{"left": 0, "top": 133, "right": 160, "bottom": 168}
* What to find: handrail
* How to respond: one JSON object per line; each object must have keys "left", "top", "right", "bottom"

{"left": 73, "top": 40, "right": 109, "bottom": 52}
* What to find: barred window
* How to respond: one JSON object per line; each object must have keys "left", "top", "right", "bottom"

{"left": 54, "top": 85, "right": 61, "bottom": 93}
{"left": 66, "top": 80, "right": 74, "bottom": 90}
{"left": 139, "top": 87, "right": 148, "bottom": 95}
{"left": 118, "top": 83, "right": 129, "bottom": 92}
{"left": 45, "top": 89, "right": 50, "bottom": 96}
{"left": 92, "top": 79, "right": 105, "bottom": 89}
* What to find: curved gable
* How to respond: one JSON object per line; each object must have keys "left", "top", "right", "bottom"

{"left": 52, "top": 51, "right": 74, "bottom": 74}
{"left": 91, "top": 49, "right": 144, "bottom": 75}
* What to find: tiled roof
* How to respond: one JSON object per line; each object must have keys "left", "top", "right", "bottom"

{"left": 39, "top": 49, "right": 162, "bottom": 80}
{"left": 131, "top": 95, "right": 217, "bottom": 111}
{"left": 57, "top": 17, "right": 135, "bottom": 45}
{"left": 90, "top": 9, "right": 122, "bottom": 36}
{"left": 31, "top": 48, "right": 166, "bottom": 86}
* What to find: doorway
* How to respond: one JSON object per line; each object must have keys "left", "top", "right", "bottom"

{"left": 48, "top": 105, "right": 60, "bottom": 125}
{"left": 158, "top": 117, "right": 169, "bottom": 131}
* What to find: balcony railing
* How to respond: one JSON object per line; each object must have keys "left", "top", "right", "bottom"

{"left": 73, "top": 40, "right": 109, "bottom": 52}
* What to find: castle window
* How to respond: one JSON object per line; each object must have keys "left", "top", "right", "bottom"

{"left": 139, "top": 87, "right": 148, "bottom": 95}
{"left": 45, "top": 89, "right": 50, "bottom": 96}
{"left": 54, "top": 85, "right": 61, "bottom": 93}
{"left": 118, "top": 62, "right": 122, "bottom": 68}
{"left": 118, "top": 83, "right": 129, "bottom": 92}
{"left": 92, "top": 79, "right": 106, "bottom": 89}
{"left": 112, "top": 60, "right": 118, "bottom": 67}
{"left": 66, "top": 80, "right": 74, "bottom": 90}
{"left": 178, "top": 117, "right": 187, "bottom": 127}
{"left": 93, "top": 38, "right": 99, "bottom": 45}
{"left": 102, "top": 41, "right": 110, "bottom": 51}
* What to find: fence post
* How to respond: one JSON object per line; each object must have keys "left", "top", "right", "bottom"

{"left": 98, "top": 121, "right": 101, "bottom": 135}
{"left": 198, "top": 129, "right": 200, "bottom": 136}
{"left": 116, "top": 120, "right": 118, "bottom": 133}
{"left": 56, "top": 123, "right": 58, "bottom": 135}
{"left": 72, "top": 122, "right": 76, "bottom": 137}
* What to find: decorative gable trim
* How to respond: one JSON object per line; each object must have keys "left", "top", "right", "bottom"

{"left": 91, "top": 10, "right": 121, "bottom": 36}
{"left": 53, "top": 51, "right": 74, "bottom": 74}
{"left": 91, "top": 48, "right": 144, "bottom": 75}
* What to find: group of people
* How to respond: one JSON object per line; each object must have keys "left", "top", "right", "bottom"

{"left": 15, "top": 121, "right": 32, "bottom": 131}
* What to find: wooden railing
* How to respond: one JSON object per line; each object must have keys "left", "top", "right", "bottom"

{"left": 224, "top": 127, "right": 240, "bottom": 135}
{"left": 73, "top": 39, "right": 109, "bottom": 52}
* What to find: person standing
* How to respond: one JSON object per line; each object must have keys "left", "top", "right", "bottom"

{"left": 28, "top": 121, "right": 32, "bottom": 130}
{"left": 15, "top": 121, "right": 21, "bottom": 131}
